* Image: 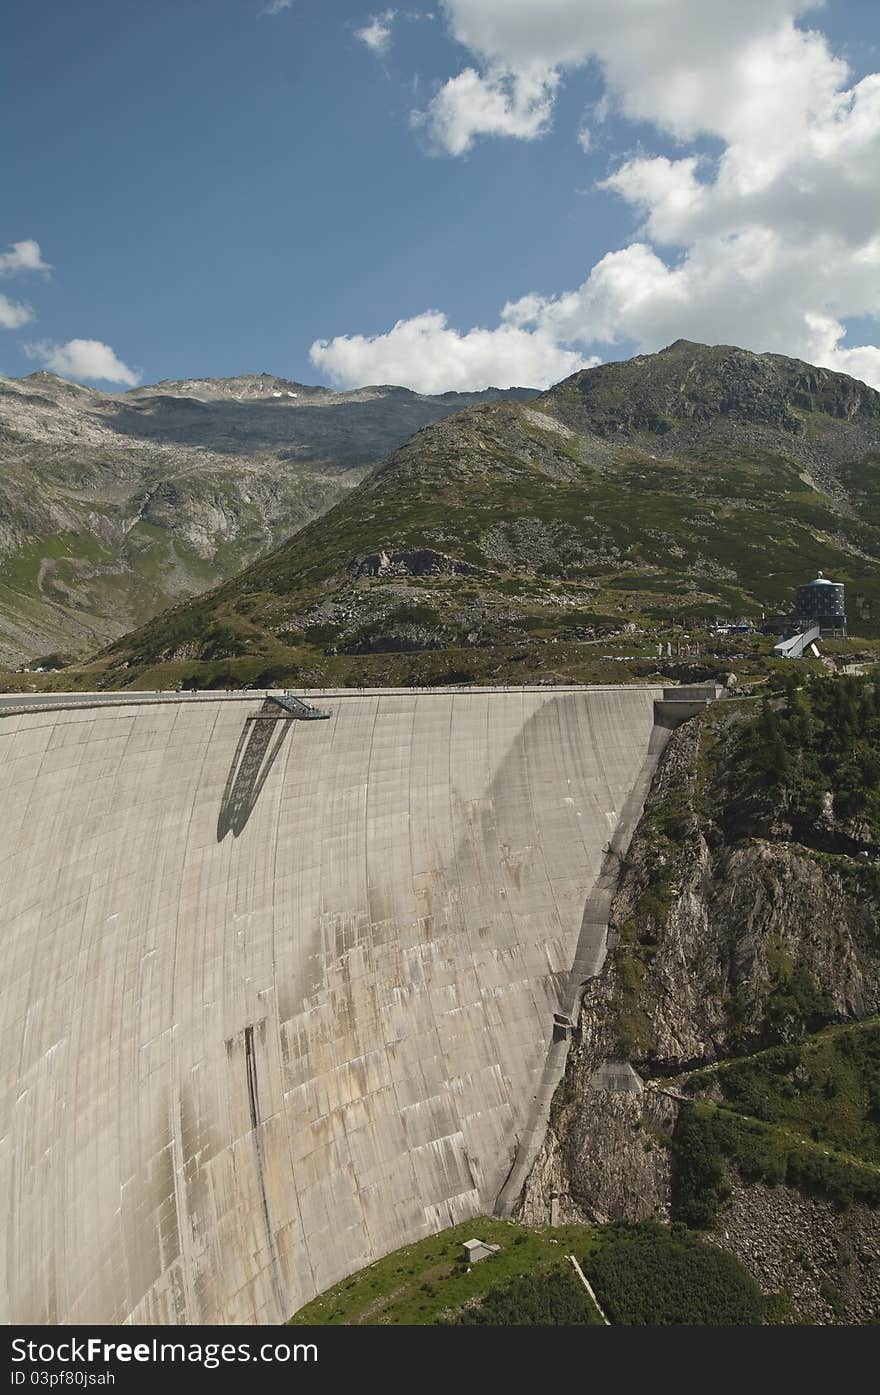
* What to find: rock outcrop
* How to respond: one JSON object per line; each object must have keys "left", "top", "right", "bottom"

{"left": 522, "top": 687, "right": 880, "bottom": 1322}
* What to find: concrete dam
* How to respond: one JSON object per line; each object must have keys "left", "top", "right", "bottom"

{"left": 0, "top": 684, "right": 694, "bottom": 1324}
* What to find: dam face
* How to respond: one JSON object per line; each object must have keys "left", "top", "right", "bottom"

{"left": 1, "top": 685, "right": 665, "bottom": 1324}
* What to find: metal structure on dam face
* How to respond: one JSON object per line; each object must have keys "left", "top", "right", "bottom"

{"left": 0, "top": 684, "right": 702, "bottom": 1325}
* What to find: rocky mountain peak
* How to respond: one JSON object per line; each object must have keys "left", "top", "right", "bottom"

{"left": 659, "top": 338, "right": 709, "bottom": 354}
{"left": 550, "top": 340, "right": 879, "bottom": 438}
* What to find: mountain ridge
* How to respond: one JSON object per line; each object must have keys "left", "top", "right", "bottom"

{"left": 88, "top": 339, "right": 880, "bottom": 691}
{"left": 0, "top": 369, "right": 538, "bottom": 666}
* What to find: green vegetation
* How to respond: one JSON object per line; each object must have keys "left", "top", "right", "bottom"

{"left": 595, "top": 672, "right": 880, "bottom": 1261}
{"left": 289, "top": 1218, "right": 598, "bottom": 1326}
{"left": 612, "top": 782, "right": 696, "bottom": 1057}
{"left": 705, "top": 1019, "right": 880, "bottom": 1164}
{"left": 671, "top": 1017, "right": 880, "bottom": 1228}
{"left": 0, "top": 442, "right": 355, "bottom": 668}
{"left": 582, "top": 1222, "right": 767, "bottom": 1325}
{"left": 60, "top": 342, "right": 880, "bottom": 688}
{"left": 671, "top": 1095, "right": 880, "bottom": 1229}
{"left": 290, "top": 1216, "right": 769, "bottom": 1325}
{"left": 5, "top": 342, "right": 880, "bottom": 682}
{"left": 729, "top": 671, "right": 880, "bottom": 844}
{"left": 608, "top": 674, "right": 880, "bottom": 1063}
{"left": 443, "top": 1267, "right": 601, "bottom": 1326}
{"left": 671, "top": 1105, "right": 733, "bottom": 1228}
{"left": 761, "top": 961, "right": 837, "bottom": 1042}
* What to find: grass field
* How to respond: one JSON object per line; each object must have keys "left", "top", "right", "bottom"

{"left": 289, "top": 1218, "right": 601, "bottom": 1326}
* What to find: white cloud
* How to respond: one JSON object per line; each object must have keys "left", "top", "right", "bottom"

{"left": 436, "top": 1, "right": 808, "bottom": 118}
{"left": 576, "top": 124, "right": 591, "bottom": 153}
{"left": 310, "top": 309, "right": 593, "bottom": 392}
{"left": 262, "top": 1, "right": 292, "bottom": 14}
{"left": 333, "top": 1, "right": 879, "bottom": 388}
{"left": 413, "top": 64, "right": 558, "bottom": 154}
{"left": 801, "top": 313, "right": 880, "bottom": 387}
{"left": 356, "top": 10, "right": 396, "bottom": 55}
{"left": 0, "top": 240, "right": 47, "bottom": 332}
{"left": 0, "top": 239, "right": 51, "bottom": 278}
{"left": 0, "top": 296, "right": 34, "bottom": 330}
{"left": 24, "top": 338, "right": 141, "bottom": 386}
{"left": 500, "top": 235, "right": 880, "bottom": 387}
{"left": 426, "top": 3, "right": 842, "bottom": 157}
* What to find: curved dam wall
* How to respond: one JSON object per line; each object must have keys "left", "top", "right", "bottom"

{"left": 1, "top": 685, "right": 665, "bottom": 1325}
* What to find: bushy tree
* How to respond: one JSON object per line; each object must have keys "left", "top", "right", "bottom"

{"left": 732, "top": 675, "right": 880, "bottom": 843}
{"left": 582, "top": 1222, "right": 766, "bottom": 1325}
{"left": 443, "top": 1268, "right": 596, "bottom": 1325}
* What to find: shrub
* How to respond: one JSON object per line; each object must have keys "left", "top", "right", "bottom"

{"left": 583, "top": 1222, "right": 766, "bottom": 1325}
{"left": 442, "top": 1268, "right": 597, "bottom": 1326}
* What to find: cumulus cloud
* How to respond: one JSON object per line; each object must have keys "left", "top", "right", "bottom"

{"left": 413, "top": 64, "right": 558, "bottom": 154}
{"left": 434, "top": 0, "right": 808, "bottom": 130}
{"left": 425, "top": 3, "right": 861, "bottom": 168}
{"left": 356, "top": 10, "right": 396, "bottom": 55}
{"left": 24, "top": 338, "right": 141, "bottom": 386}
{"left": 0, "top": 239, "right": 51, "bottom": 278}
{"left": 0, "top": 296, "right": 34, "bottom": 330}
{"left": 0, "top": 240, "right": 49, "bottom": 331}
{"left": 331, "top": 0, "right": 879, "bottom": 389}
{"left": 310, "top": 309, "right": 593, "bottom": 392}
{"left": 500, "top": 237, "right": 880, "bottom": 387}
{"left": 262, "top": 1, "right": 293, "bottom": 14}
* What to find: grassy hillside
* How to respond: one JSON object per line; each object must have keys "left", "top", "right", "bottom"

{"left": 78, "top": 341, "right": 880, "bottom": 691}
{"left": 289, "top": 1218, "right": 599, "bottom": 1326}
{"left": 0, "top": 370, "right": 536, "bottom": 666}
{"left": 288, "top": 1216, "right": 765, "bottom": 1325}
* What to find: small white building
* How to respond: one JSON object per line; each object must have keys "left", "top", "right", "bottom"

{"left": 462, "top": 1238, "right": 500, "bottom": 1264}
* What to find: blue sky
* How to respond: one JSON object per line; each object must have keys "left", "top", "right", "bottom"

{"left": 1, "top": 1, "right": 879, "bottom": 391}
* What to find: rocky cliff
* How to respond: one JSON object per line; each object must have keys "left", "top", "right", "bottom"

{"left": 522, "top": 675, "right": 880, "bottom": 1323}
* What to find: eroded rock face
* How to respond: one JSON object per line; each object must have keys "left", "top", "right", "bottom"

{"left": 611, "top": 835, "right": 880, "bottom": 1068}
{"left": 590, "top": 719, "right": 880, "bottom": 1070}
{"left": 561, "top": 340, "right": 880, "bottom": 438}
{"left": 520, "top": 974, "right": 677, "bottom": 1228}
{"left": 522, "top": 709, "right": 880, "bottom": 1322}
{"left": 347, "top": 547, "right": 482, "bottom": 579}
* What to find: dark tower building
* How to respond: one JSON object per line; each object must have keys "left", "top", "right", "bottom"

{"left": 796, "top": 571, "right": 846, "bottom": 637}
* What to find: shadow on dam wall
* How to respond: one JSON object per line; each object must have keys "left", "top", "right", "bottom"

{"left": 493, "top": 713, "right": 671, "bottom": 1216}
{"left": 0, "top": 685, "right": 667, "bottom": 1325}
{"left": 216, "top": 702, "right": 292, "bottom": 841}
